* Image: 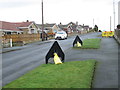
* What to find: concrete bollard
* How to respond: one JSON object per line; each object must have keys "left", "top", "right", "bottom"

{"left": 10, "top": 39, "right": 12, "bottom": 47}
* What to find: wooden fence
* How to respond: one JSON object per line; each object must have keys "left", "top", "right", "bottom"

{"left": 2, "top": 34, "right": 41, "bottom": 43}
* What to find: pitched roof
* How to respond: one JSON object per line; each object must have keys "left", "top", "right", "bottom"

{"left": 45, "top": 23, "right": 56, "bottom": 27}
{"left": 58, "top": 24, "right": 68, "bottom": 29}
{"left": 37, "top": 23, "right": 56, "bottom": 28}
{"left": 0, "top": 21, "right": 32, "bottom": 31}
{"left": 67, "top": 22, "right": 76, "bottom": 25}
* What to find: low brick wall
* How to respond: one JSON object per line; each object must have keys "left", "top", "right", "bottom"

{"left": 114, "top": 29, "right": 120, "bottom": 44}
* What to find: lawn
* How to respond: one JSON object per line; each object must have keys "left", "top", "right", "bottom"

{"left": 74, "top": 38, "right": 101, "bottom": 49}
{"left": 3, "top": 60, "right": 96, "bottom": 88}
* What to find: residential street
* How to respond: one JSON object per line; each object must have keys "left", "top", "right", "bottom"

{"left": 1, "top": 32, "right": 119, "bottom": 88}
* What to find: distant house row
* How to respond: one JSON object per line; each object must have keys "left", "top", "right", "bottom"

{"left": 0, "top": 20, "right": 92, "bottom": 36}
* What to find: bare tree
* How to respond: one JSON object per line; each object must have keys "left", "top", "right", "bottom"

{"left": 94, "top": 25, "right": 98, "bottom": 32}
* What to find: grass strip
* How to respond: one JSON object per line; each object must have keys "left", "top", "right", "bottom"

{"left": 3, "top": 60, "right": 96, "bottom": 88}
{"left": 74, "top": 38, "right": 101, "bottom": 49}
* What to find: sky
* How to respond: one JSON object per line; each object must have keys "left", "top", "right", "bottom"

{"left": 0, "top": 0, "right": 120, "bottom": 31}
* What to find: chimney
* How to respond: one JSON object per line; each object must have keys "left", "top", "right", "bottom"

{"left": 76, "top": 21, "right": 78, "bottom": 25}
{"left": 26, "top": 20, "right": 29, "bottom": 22}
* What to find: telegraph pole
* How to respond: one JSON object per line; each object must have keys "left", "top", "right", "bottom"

{"left": 42, "top": 0, "right": 44, "bottom": 41}
{"left": 113, "top": 0, "right": 115, "bottom": 30}
{"left": 93, "top": 18, "right": 94, "bottom": 28}
{"left": 118, "top": 1, "right": 120, "bottom": 24}
{"left": 110, "top": 16, "right": 111, "bottom": 31}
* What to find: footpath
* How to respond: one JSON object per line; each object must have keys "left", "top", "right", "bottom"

{"left": 65, "top": 36, "right": 119, "bottom": 88}
{"left": 1, "top": 40, "right": 51, "bottom": 53}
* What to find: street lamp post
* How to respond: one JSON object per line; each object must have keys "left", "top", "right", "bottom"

{"left": 110, "top": 16, "right": 111, "bottom": 31}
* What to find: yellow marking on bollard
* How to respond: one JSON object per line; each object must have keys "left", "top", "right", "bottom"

{"left": 53, "top": 53, "right": 62, "bottom": 64}
{"left": 74, "top": 41, "right": 81, "bottom": 47}
{"left": 76, "top": 41, "right": 81, "bottom": 47}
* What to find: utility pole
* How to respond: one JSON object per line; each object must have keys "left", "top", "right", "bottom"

{"left": 118, "top": 1, "right": 120, "bottom": 24}
{"left": 42, "top": 0, "right": 44, "bottom": 41}
{"left": 93, "top": 18, "right": 94, "bottom": 28}
{"left": 110, "top": 16, "right": 111, "bottom": 31}
{"left": 113, "top": 0, "right": 115, "bottom": 30}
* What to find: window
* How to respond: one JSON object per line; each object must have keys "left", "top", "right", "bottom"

{"left": 31, "top": 29, "right": 34, "bottom": 33}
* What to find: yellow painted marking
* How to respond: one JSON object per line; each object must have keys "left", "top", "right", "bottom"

{"left": 54, "top": 53, "right": 62, "bottom": 64}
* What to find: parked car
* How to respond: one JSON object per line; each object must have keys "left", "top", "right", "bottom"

{"left": 55, "top": 31, "right": 67, "bottom": 40}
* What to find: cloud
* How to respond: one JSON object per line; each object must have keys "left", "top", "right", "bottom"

{"left": 0, "top": 0, "right": 40, "bottom": 9}
{"left": 0, "top": 0, "right": 117, "bottom": 30}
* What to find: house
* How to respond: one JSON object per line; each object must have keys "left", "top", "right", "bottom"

{"left": 58, "top": 23, "right": 73, "bottom": 33}
{"left": 0, "top": 21, "right": 23, "bottom": 35}
{"left": 67, "top": 22, "right": 77, "bottom": 31}
{"left": 0, "top": 20, "right": 40, "bottom": 35}
{"left": 76, "top": 25, "right": 84, "bottom": 31}
{"left": 83, "top": 25, "right": 90, "bottom": 32}
{"left": 37, "top": 23, "right": 60, "bottom": 35}
{"left": 18, "top": 21, "right": 40, "bottom": 34}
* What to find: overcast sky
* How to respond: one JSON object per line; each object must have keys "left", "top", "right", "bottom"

{"left": 0, "top": 0, "right": 119, "bottom": 31}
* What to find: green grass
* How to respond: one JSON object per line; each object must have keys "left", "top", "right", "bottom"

{"left": 3, "top": 60, "right": 96, "bottom": 88}
{"left": 74, "top": 38, "right": 101, "bottom": 49}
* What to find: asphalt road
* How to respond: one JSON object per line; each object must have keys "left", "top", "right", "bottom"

{"left": 1, "top": 32, "right": 118, "bottom": 88}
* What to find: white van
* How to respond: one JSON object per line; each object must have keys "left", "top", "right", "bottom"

{"left": 55, "top": 31, "right": 67, "bottom": 40}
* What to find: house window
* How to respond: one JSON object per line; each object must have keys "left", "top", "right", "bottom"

{"left": 6, "top": 32, "right": 11, "bottom": 35}
{"left": 54, "top": 30, "right": 57, "bottom": 33}
{"left": 31, "top": 29, "right": 34, "bottom": 33}
{"left": 30, "top": 26, "right": 32, "bottom": 28}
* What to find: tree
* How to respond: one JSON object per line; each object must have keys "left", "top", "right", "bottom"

{"left": 117, "top": 24, "right": 120, "bottom": 29}
{"left": 94, "top": 25, "right": 98, "bottom": 32}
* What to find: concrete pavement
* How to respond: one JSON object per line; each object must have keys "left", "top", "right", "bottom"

{"left": 1, "top": 40, "right": 52, "bottom": 53}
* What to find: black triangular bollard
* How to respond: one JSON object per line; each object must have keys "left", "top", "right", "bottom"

{"left": 45, "top": 41, "right": 65, "bottom": 64}
{"left": 73, "top": 35, "right": 83, "bottom": 47}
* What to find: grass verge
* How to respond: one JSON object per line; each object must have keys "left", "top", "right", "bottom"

{"left": 74, "top": 38, "right": 101, "bottom": 49}
{"left": 3, "top": 60, "right": 96, "bottom": 88}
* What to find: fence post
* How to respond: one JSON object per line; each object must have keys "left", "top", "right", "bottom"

{"left": 10, "top": 39, "right": 12, "bottom": 47}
